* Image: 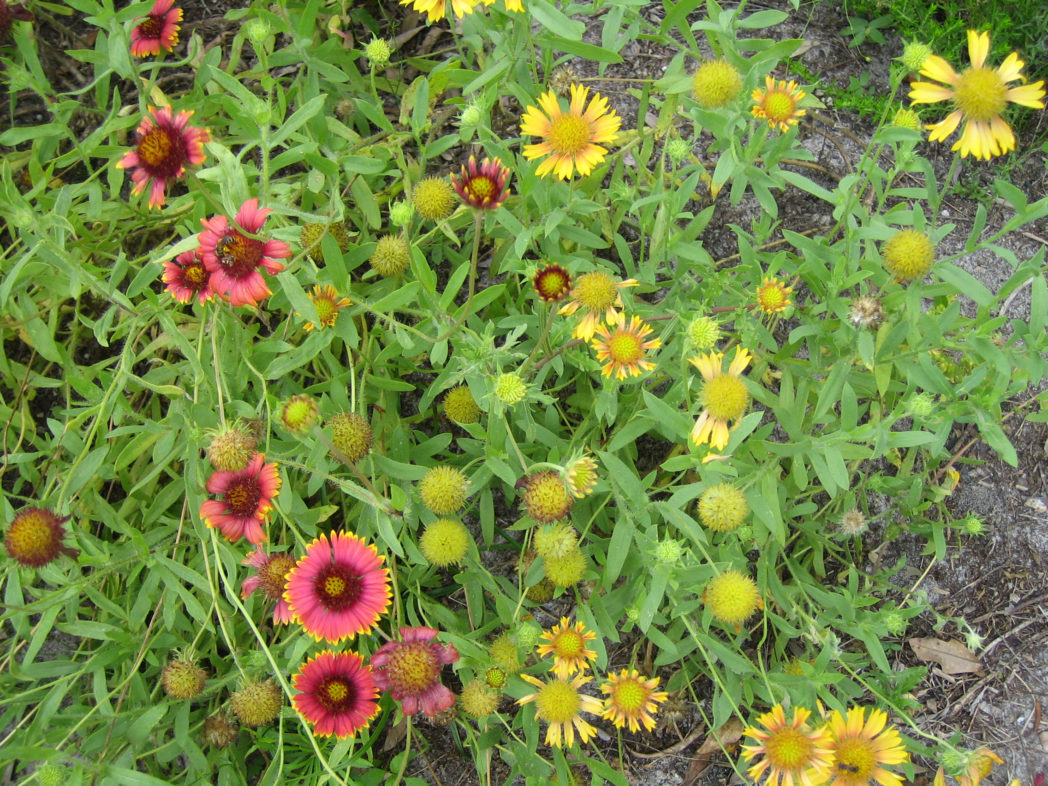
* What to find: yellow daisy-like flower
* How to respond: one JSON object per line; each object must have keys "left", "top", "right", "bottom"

{"left": 558, "top": 271, "right": 638, "bottom": 341}
{"left": 536, "top": 617, "right": 598, "bottom": 679}
{"left": 599, "top": 668, "right": 669, "bottom": 733}
{"left": 752, "top": 76, "right": 807, "bottom": 132}
{"left": 689, "top": 346, "right": 752, "bottom": 450}
{"left": 520, "top": 84, "right": 621, "bottom": 180}
{"left": 741, "top": 704, "right": 836, "bottom": 786}
{"left": 303, "top": 285, "right": 351, "bottom": 331}
{"left": 591, "top": 313, "right": 662, "bottom": 379}
{"left": 908, "top": 31, "right": 1046, "bottom": 160}
{"left": 756, "top": 277, "right": 793, "bottom": 314}
{"left": 399, "top": 0, "right": 478, "bottom": 23}
{"left": 517, "top": 672, "right": 603, "bottom": 748}
{"left": 826, "top": 707, "right": 909, "bottom": 786}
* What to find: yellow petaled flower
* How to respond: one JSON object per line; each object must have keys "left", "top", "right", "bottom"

{"left": 689, "top": 346, "right": 752, "bottom": 450}
{"left": 752, "top": 76, "right": 807, "bottom": 132}
{"left": 399, "top": 0, "right": 478, "bottom": 23}
{"left": 692, "top": 60, "right": 743, "bottom": 108}
{"left": 958, "top": 748, "right": 1003, "bottom": 786}
{"left": 520, "top": 84, "right": 621, "bottom": 180}
{"left": 591, "top": 313, "right": 662, "bottom": 379}
{"left": 742, "top": 704, "right": 836, "bottom": 786}
{"left": 756, "top": 277, "right": 794, "bottom": 314}
{"left": 826, "top": 707, "right": 909, "bottom": 786}
{"left": 908, "top": 30, "right": 1046, "bottom": 160}
{"left": 558, "top": 271, "right": 638, "bottom": 341}
{"left": 703, "top": 569, "right": 762, "bottom": 627}
{"left": 517, "top": 672, "right": 604, "bottom": 748}
{"left": 698, "top": 483, "right": 748, "bottom": 532}
{"left": 303, "top": 285, "right": 350, "bottom": 331}
{"left": 600, "top": 668, "right": 669, "bottom": 732}
{"left": 443, "top": 385, "right": 481, "bottom": 424}
{"left": 882, "top": 229, "right": 935, "bottom": 282}
{"left": 412, "top": 177, "right": 457, "bottom": 221}
{"left": 564, "top": 454, "right": 598, "bottom": 498}
{"left": 536, "top": 617, "right": 598, "bottom": 679}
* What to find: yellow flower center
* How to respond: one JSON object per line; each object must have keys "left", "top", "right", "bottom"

{"left": 574, "top": 272, "right": 616, "bottom": 312}
{"left": 10, "top": 515, "right": 54, "bottom": 559}
{"left": 387, "top": 642, "right": 439, "bottom": 693}
{"left": 757, "top": 282, "right": 790, "bottom": 312}
{"left": 139, "top": 126, "right": 174, "bottom": 167}
{"left": 765, "top": 727, "right": 815, "bottom": 770}
{"left": 954, "top": 66, "right": 1008, "bottom": 121}
{"left": 548, "top": 114, "right": 591, "bottom": 155}
{"left": 608, "top": 331, "right": 643, "bottom": 364}
{"left": 324, "top": 575, "right": 346, "bottom": 596}
{"left": 611, "top": 678, "right": 646, "bottom": 712}
{"left": 535, "top": 680, "right": 580, "bottom": 723}
{"left": 312, "top": 296, "right": 337, "bottom": 325}
{"left": 325, "top": 682, "right": 349, "bottom": 702}
{"left": 701, "top": 374, "right": 749, "bottom": 421}
{"left": 467, "top": 176, "right": 495, "bottom": 200}
{"left": 185, "top": 264, "right": 207, "bottom": 285}
{"left": 762, "top": 91, "right": 797, "bottom": 123}
{"left": 834, "top": 738, "right": 877, "bottom": 781}
{"left": 552, "top": 630, "right": 584, "bottom": 658}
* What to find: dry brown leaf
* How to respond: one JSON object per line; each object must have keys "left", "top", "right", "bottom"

{"left": 908, "top": 637, "right": 985, "bottom": 676}
{"left": 683, "top": 717, "right": 745, "bottom": 785}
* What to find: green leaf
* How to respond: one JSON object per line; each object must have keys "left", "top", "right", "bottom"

{"left": 546, "top": 36, "right": 623, "bottom": 63}
{"left": 528, "top": 0, "right": 585, "bottom": 39}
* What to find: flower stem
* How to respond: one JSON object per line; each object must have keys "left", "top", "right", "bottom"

{"left": 519, "top": 303, "right": 557, "bottom": 374}
{"left": 390, "top": 716, "right": 412, "bottom": 786}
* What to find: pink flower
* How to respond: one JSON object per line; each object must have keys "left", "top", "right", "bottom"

{"left": 292, "top": 651, "right": 380, "bottom": 738}
{"left": 241, "top": 547, "right": 296, "bottom": 624}
{"left": 116, "top": 106, "right": 209, "bottom": 209}
{"left": 199, "top": 453, "right": 280, "bottom": 544}
{"left": 163, "top": 248, "right": 213, "bottom": 304}
{"left": 371, "top": 626, "right": 459, "bottom": 717}
{"left": 130, "top": 0, "right": 182, "bottom": 57}
{"left": 199, "top": 198, "right": 291, "bottom": 307}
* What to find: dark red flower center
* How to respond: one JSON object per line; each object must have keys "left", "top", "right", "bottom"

{"left": 224, "top": 476, "right": 261, "bottom": 517}
{"left": 138, "top": 125, "right": 187, "bottom": 177}
{"left": 4, "top": 511, "right": 61, "bottom": 567}
{"left": 315, "top": 564, "right": 364, "bottom": 610}
{"left": 216, "top": 232, "right": 265, "bottom": 278}
{"left": 138, "top": 15, "right": 164, "bottom": 39}
{"left": 385, "top": 642, "right": 439, "bottom": 694}
{"left": 316, "top": 675, "right": 357, "bottom": 712}
{"left": 259, "top": 554, "right": 296, "bottom": 599}
{"left": 183, "top": 262, "right": 208, "bottom": 287}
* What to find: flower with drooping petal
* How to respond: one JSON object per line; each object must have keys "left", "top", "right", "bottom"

{"left": 517, "top": 672, "right": 603, "bottom": 748}
{"left": 399, "top": 0, "right": 478, "bottom": 23}
{"left": 302, "top": 285, "right": 350, "bottom": 330}
{"left": 520, "top": 84, "right": 621, "bottom": 180}
{"left": 600, "top": 668, "right": 668, "bottom": 732}
{"left": 130, "top": 0, "right": 181, "bottom": 57}
{"left": 117, "top": 106, "right": 208, "bottom": 209}
{"left": 826, "top": 706, "right": 909, "bottom": 786}
{"left": 451, "top": 156, "right": 511, "bottom": 210}
{"left": 371, "top": 626, "right": 460, "bottom": 717}
{"left": 163, "top": 248, "right": 213, "bottom": 304}
{"left": 909, "top": 30, "right": 1046, "bottom": 160}
{"left": 199, "top": 453, "right": 280, "bottom": 544}
{"left": 536, "top": 617, "right": 598, "bottom": 678}
{"left": 957, "top": 747, "right": 1003, "bottom": 786}
{"left": 742, "top": 704, "right": 836, "bottom": 786}
{"left": 591, "top": 313, "right": 661, "bottom": 379}
{"left": 4, "top": 507, "right": 77, "bottom": 568}
{"left": 689, "top": 346, "right": 752, "bottom": 450}
{"left": 558, "top": 271, "right": 638, "bottom": 341}
{"left": 283, "top": 531, "right": 391, "bottom": 643}
{"left": 241, "top": 547, "right": 296, "bottom": 624}
{"left": 199, "top": 198, "right": 291, "bottom": 307}
{"left": 752, "top": 76, "right": 807, "bottom": 132}
{"left": 292, "top": 651, "right": 380, "bottom": 738}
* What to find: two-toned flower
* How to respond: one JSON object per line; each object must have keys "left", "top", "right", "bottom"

{"left": 130, "top": 0, "right": 181, "bottom": 57}
{"left": 371, "top": 626, "right": 460, "bottom": 717}
{"left": 117, "top": 106, "right": 209, "bottom": 209}
{"left": 520, "top": 84, "right": 621, "bottom": 180}
{"left": 591, "top": 314, "right": 661, "bottom": 379}
{"left": 199, "top": 453, "right": 280, "bottom": 544}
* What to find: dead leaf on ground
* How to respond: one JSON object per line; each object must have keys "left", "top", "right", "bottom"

{"left": 908, "top": 637, "right": 985, "bottom": 676}
{"left": 683, "top": 717, "right": 744, "bottom": 786}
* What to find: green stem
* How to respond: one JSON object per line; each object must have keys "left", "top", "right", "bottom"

{"left": 390, "top": 716, "right": 413, "bottom": 786}
{"left": 519, "top": 304, "right": 557, "bottom": 374}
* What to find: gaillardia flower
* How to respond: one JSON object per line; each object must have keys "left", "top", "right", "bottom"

{"left": 742, "top": 704, "right": 836, "bottom": 786}
{"left": 130, "top": 0, "right": 181, "bottom": 57}
{"left": 756, "top": 278, "right": 794, "bottom": 314}
{"left": 826, "top": 706, "right": 909, "bottom": 786}
{"left": 518, "top": 470, "right": 573, "bottom": 523}
{"left": 908, "top": 30, "right": 1046, "bottom": 160}
{"left": 537, "top": 617, "right": 598, "bottom": 678}
{"left": 600, "top": 668, "right": 669, "bottom": 732}
{"left": 698, "top": 483, "right": 748, "bottom": 532}
{"left": 303, "top": 285, "right": 350, "bottom": 330}
{"left": 690, "top": 346, "right": 752, "bottom": 450}
{"left": 399, "top": 0, "right": 478, "bottom": 23}
{"left": 292, "top": 651, "right": 380, "bottom": 738}
{"left": 370, "top": 234, "right": 411, "bottom": 278}
{"left": 703, "top": 569, "right": 762, "bottom": 628}
{"left": 517, "top": 672, "right": 603, "bottom": 748}
{"left": 752, "top": 76, "right": 807, "bottom": 132}
{"left": 692, "top": 59, "right": 743, "bottom": 108}
{"left": 451, "top": 156, "right": 511, "bottom": 210}
{"left": 371, "top": 626, "right": 460, "bottom": 717}
{"left": 957, "top": 747, "right": 1003, "bottom": 786}
{"left": 532, "top": 263, "right": 572, "bottom": 303}
{"left": 241, "top": 547, "right": 296, "bottom": 624}
{"left": 520, "top": 84, "right": 621, "bottom": 180}
{"left": 564, "top": 454, "right": 598, "bottom": 498}
{"left": 284, "top": 531, "right": 391, "bottom": 643}
{"left": 163, "top": 248, "right": 213, "bottom": 304}
{"left": 882, "top": 229, "right": 935, "bottom": 282}
{"left": 199, "top": 453, "right": 280, "bottom": 544}
{"left": 117, "top": 106, "right": 209, "bottom": 209}
{"left": 4, "top": 507, "right": 77, "bottom": 568}
{"left": 199, "top": 198, "right": 291, "bottom": 307}
{"left": 591, "top": 313, "right": 661, "bottom": 379}
{"left": 280, "top": 394, "right": 319, "bottom": 434}
{"left": 558, "top": 271, "right": 638, "bottom": 341}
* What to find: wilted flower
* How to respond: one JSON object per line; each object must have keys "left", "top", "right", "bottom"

{"left": 117, "top": 106, "right": 208, "bottom": 209}
{"left": 371, "top": 626, "right": 460, "bottom": 717}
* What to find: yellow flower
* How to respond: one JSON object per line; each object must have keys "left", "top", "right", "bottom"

{"left": 882, "top": 229, "right": 935, "bottom": 282}
{"left": 908, "top": 30, "right": 1046, "bottom": 160}
{"left": 689, "top": 346, "right": 752, "bottom": 450}
{"left": 520, "top": 84, "right": 621, "bottom": 180}
{"left": 517, "top": 672, "right": 603, "bottom": 748}
{"left": 303, "top": 285, "right": 350, "bottom": 331}
{"left": 536, "top": 617, "right": 598, "bottom": 679}
{"left": 692, "top": 59, "right": 743, "bottom": 108}
{"left": 399, "top": 0, "right": 478, "bottom": 23}
{"left": 755, "top": 277, "right": 793, "bottom": 314}
{"left": 742, "top": 704, "right": 836, "bottom": 786}
{"left": 599, "top": 668, "right": 668, "bottom": 732}
{"left": 558, "top": 271, "right": 638, "bottom": 341}
{"left": 591, "top": 313, "right": 661, "bottom": 379}
{"left": 826, "top": 707, "right": 909, "bottom": 786}
{"left": 958, "top": 748, "right": 1003, "bottom": 786}
{"left": 752, "top": 76, "right": 807, "bottom": 132}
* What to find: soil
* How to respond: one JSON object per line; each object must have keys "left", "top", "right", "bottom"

{"left": 4, "top": 0, "right": 1047, "bottom": 784}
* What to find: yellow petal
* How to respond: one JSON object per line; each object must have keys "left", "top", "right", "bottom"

{"left": 989, "top": 115, "right": 1016, "bottom": 154}
{"left": 996, "top": 51, "right": 1026, "bottom": 83}
{"left": 919, "top": 54, "right": 959, "bottom": 85}
{"left": 537, "top": 90, "right": 562, "bottom": 120}
{"left": 926, "top": 110, "right": 963, "bottom": 142}
{"left": 1005, "top": 80, "right": 1046, "bottom": 108}
{"left": 967, "top": 30, "right": 990, "bottom": 69}
{"left": 908, "top": 81, "right": 956, "bottom": 104}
